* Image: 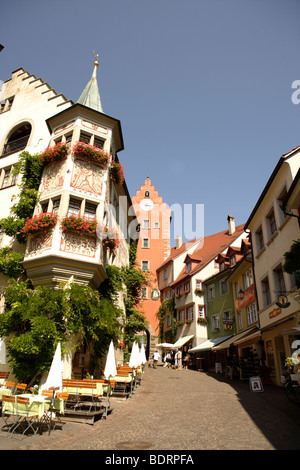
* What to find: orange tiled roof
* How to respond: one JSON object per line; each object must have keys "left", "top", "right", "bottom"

{"left": 170, "top": 224, "right": 245, "bottom": 287}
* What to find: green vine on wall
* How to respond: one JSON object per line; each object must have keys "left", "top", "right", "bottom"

{"left": 156, "top": 296, "right": 177, "bottom": 344}
{"left": 0, "top": 151, "right": 44, "bottom": 244}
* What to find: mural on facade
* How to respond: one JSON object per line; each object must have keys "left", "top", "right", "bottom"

{"left": 71, "top": 158, "right": 104, "bottom": 197}
{"left": 40, "top": 161, "right": 66, "bottom": 196}
{"left": 60, "top": 232, "right": 96, "bottom": 258}
{"left": 28, "top": 231, "right": 54, "bottom": 254}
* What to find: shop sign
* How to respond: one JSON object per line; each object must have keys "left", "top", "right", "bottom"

{"left": 249, "top": 376, "right": 264, "bottom": 392}
{"left": 236, "top": 286, "right": 255, "bottom": 310}
{"left": 269, "top": 307, "right": 281, "bottom": 319}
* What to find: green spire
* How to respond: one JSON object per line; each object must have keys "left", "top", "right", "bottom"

{"left": 77, "top": 52, "right": 103, "bottom": 112}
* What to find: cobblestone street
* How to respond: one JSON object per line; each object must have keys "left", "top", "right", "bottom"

{"left": 1, "top": 365, "right": 300, "bottom": 452}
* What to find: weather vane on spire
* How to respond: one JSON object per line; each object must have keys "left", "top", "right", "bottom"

{"left": 93, "top": 50, "right": 99, "bottom": 67}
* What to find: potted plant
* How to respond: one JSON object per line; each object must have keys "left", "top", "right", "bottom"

{"left": 61, "top": 214, "right": 97, "bottom": 236}
{"left": 39, "top": 142, "right": 69, "bottom": 165}
{"left": 97, "top": 225, "right": 119, "bottom": 253}
{"left": 21, "top": 212, "right": 58, "bottom": 239}
{"left": 72, "top": 141, "right": 111, "bottom": 166}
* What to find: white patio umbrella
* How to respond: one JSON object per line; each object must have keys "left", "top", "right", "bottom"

{"left": 156, "top": 342, "right": 174, "bottom": 349}
{"left": 104, "top": 341, "right": 117, "bottom": 378}
{"left": 129, "top": 341, "right": 139, "bottom": 368}
{"left": 0, "top": 338, "right": 6, "bottom": 364}
{"left": 140, "top": 343, "right": 147, "bottom": 364}
{"left": 41, "top": 341, "right": 63, "bottom": 391}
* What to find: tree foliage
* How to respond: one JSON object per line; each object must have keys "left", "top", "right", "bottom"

{"left": 283, "top": 238, "right": 300, "bottom": 288}
{"left": 0, "top": 280, "right": 122, "bottom": 384}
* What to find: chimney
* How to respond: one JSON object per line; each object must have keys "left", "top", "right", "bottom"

{"left": 227, "top": 215, "right": 235, "bottom": 235}
{"left": 176, "top": 235, "right": 182, "bottom": 249}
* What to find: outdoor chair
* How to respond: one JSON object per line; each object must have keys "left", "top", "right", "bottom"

{"left": 0, "top": 372, "right": 10, "bottom": 386}
{"left": 52, "top": 392, "right": 69, "bottom": 430}
{"left": 1, "top": 395, "right": 16, "bottom": 435}
{"left": 39, "top": 390, "right": 55, "bottom": 434}
{"left": 9, "top": 395, "right": 40, "bottom": 438}
{"left": 15, "top": 383, "right": 27, "bottom": 394}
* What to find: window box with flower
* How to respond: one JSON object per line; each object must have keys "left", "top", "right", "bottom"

{"left": 61, "top": 214, "right": 97, "bottom": 237}
{"left": 97, "top": 225, "right": 119, "bottom": 253}
{"left": 72, "top": 141, "right": 111, "bottom": 166}
{"left": 197, "top": 317, "right": 208, "bottom": 325}
{"left": 21, "top": 212, "right": 58, "bottom": 239}
{"left": 39, "top": 142, "right": 69, "bottom": 165}
{"left": 110, "top": 160, "right": 125, "bottom": 185}
{"left": 176, "top": 321, "right": 184, "bottom": 327}
{"left": 185, "top": 319, "right": 193, "bottom": 324}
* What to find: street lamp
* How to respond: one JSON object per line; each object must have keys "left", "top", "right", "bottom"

{"left": 238, "top": 289, "right": 244, "bottom": 299}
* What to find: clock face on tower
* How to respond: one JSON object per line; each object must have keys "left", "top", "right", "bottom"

{"left": 140, "top": 198, "right": 154, "bottom": 211}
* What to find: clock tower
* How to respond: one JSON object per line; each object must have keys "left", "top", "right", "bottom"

{"left": 132, "top": 177, "right": 171, "bottom": 356}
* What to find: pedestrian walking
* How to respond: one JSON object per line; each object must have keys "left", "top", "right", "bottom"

{"left": 152, "top": 350, "right": 160, "bottom": 368}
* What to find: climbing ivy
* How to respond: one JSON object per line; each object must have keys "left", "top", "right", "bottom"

{"left": 156, "top": 296, "right": 177, "bottom": 344}
{"left": 0, "top": 151, "right": 44, "bottom": 243}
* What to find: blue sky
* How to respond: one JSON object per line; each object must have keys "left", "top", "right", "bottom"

{"left": 1, "top": 0, "right": 300, "bottom": 245}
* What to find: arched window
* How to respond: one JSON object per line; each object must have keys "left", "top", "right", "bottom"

{"left": 2, "top": 122, "right": 32, "bottom": 156}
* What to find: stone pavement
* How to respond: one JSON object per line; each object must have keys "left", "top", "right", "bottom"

{"left": 1, "top": 365, "right": 300, "bottom": 451}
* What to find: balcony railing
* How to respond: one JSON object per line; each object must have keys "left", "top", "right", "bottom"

{"left": 2, "top": 136, "right": 29, "bottom": 156}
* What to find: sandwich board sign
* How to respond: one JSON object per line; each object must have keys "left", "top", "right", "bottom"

{"left": 249, "top": 376, "right": 263, "bottom": 392}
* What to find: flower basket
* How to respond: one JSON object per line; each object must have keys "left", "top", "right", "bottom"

{"left": 194, "top": 288, "right": 205, "bottom": 295}
{"left": 39, "top": 142, "right": 69, "bottom": 165}
{"left": 61, "top": 214, "right": 97, "bottom": 236}
{"left": 110, "top": 160, "right": 125, "bottom": 185}
{"left": 21, "top": 212, "right": 58, "bottom": 239}
{"left": 97, "top": 225, "right": 119, "bottom": 253}
{"left": 72, "top": 141, "right": 111, "bottom": 166}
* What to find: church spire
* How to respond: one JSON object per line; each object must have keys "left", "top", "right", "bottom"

{"left": 77, "top": 51, "right": 103, "bottom": 113}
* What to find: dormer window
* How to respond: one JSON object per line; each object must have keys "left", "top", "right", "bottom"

{"left": 186, "top": 262, "right": 191, "bottom": 273}
{"left": 230, "top": 255, "right": 236, "bottom": 265}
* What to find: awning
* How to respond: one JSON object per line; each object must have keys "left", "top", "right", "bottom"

{"left": 233, "top": 330, "right": 261, "bottom": 346}
{"left": 188, "top": 336, "right": 230, "bottom": 352}
{"left": 212, "top": 327, "right": 256, "bottom": 350}
{"left": 173, "top": 335, "right": 194, "bottom": 349}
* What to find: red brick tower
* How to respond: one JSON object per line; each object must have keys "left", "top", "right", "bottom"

{"left": 132, "top": 177, "right": 171, "bottom": 355}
